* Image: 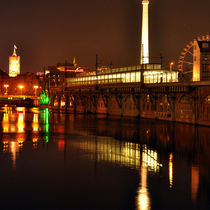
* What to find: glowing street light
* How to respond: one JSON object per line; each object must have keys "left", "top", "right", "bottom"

{"left": 33, "top": 85, "right": 39, "bottom": 97}
{"left": 4, "top": 84, "right": 9, "bottom": 95}
{"left": 170, "top": 62, "right": 174, "bottom": 73}
{"left": 18, "top": 85, "right": 24, "bottom": 95}
{"left": 170, "top": 62, "right": 174, "bottom": 82}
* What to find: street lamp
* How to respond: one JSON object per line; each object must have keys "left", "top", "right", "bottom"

{"left": 33, "top": 85, "right": 39, "bottom": 97}
{"left": 4, "top": 84, "right": 9, "bottom": 95}
{"left": 18, "top": 85, "right": 24, "bottom": 96}
{"left": 170, "top": 62, "right": 174, "bottom": 82}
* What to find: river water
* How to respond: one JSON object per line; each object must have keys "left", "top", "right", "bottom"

{"left": 0, "top": 107, "right": 209, "bottom": 210}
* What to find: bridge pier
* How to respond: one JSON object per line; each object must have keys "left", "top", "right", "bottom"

{"left": 47, "top": 82, "right": 210, "bottom": 126}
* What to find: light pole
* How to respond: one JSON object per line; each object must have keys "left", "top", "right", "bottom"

{"left": 18, "top": 85, "right": 24, "bottom": 96}
{"left": 4, "top": 84, "right": 9, "bottom": 95}
{"left": 33, "top": 85, "right": 39, "bottom": 97}
{"left": 170, "top": 62, "right": 174, "bottom": 82}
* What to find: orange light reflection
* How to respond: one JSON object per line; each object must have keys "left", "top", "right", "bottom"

{"left": 169, "top": 153, "right": 173, "bottom": 188}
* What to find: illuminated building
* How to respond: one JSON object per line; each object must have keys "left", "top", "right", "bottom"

{"left": 9, "top": 45, "right": 20, "bottom": 77}
{"left": 66, "top": 64, "right": 178, "bottom": 87}
{"left": 193, "top": 38, "right": 210, "bottom": 81}
{"left": 141, "top": 0, "right": 149, "bottom": 64}
{"left": 44, "top": 61, "right": 85, "bottom": 91}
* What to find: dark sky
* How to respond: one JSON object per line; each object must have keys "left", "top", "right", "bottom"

{"left": 0, "top": 0, "right": 209, "bottom": 73}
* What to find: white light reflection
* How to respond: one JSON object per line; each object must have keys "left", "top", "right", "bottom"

{"left": 142, "top": 145, "right": 162, "bottom": 172}
{"left": 137, "top": 165, "right": 151, "bottom": 210}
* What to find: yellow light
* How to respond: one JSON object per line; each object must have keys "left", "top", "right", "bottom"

{"left": 136, "top": 165, "right": 151, "bottom": 210}
{"left": 4, "top": 84, "right": 9, "bottom": 88}
{"left": 33, "top": 113, "right": 39, "bottom": 132}
{"left": 2, "top": 113, "right": 9, "bottom": 133}
{"left": 61, "top": 101, "right": 65, "bottom": 107}
{"left": 18, "top": 85, "right": 24, "bottom": 95}
{"left": 16, "top": 107, "right": 25, "bottom": 112}
{"left": 17, "top": 113, "right": 25, "bottom": 133}
{"left": 33, "top": 85, "right": 39, "bottom": 96}
{"left": 169, "top": 153, "right": 173, "bottom": 188}
{"left": 33, "top": 138, "right": 38, "bottom": 143}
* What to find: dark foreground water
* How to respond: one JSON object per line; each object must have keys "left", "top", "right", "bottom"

{"left": 0, "top": 107, "right": 209, "bottom": 210}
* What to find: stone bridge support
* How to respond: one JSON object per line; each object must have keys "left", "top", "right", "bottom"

{"left": 47, "top": 82, "right": 210, "bottom": 126}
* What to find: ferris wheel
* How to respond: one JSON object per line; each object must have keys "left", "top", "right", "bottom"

{"left": 178, "top": 35, "right": 210, "bottom": 81}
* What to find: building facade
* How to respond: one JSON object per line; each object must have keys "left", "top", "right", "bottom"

{"left": 193, "top": 39, "right": 210, "bottom": 81}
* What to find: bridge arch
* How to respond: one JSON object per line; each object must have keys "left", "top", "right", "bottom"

{"left": 108, "top": 95, "right": 122, "bottom": 116}
{"left": 75, "top": 95, "right": 86, "bottom": 113}
{"left": 53, "top": 95, "right": 60, "bottom": 107}
{"left": 122, "top": 94, "right": 139, "bottom": 117}
{"left": 176, "top": 95, "right": 194, "bottom": 123}
{"left": 140, "top": 94, "right": 154, "bottom": 118}
{"left": 60, "top": 95, "right": 67, "bottom": 108}
{"left": 156, "top": 94, "right": 171, "bottom": 118}
{"left": 96, "top": 95, "right": 107, "bottom": 115}
{"left": 201, "top": 95, "right": 210, "bottom": 121}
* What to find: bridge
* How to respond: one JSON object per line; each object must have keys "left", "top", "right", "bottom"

{"left": 0, "top": 95, "right": 39, "bottom": 107}
{"left": 44, "top": 64, "right": 210, "bottom": 126}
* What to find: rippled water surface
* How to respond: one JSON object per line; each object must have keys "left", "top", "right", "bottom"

{"left": 0, "top": 107, "right": 209, "bottom": 210}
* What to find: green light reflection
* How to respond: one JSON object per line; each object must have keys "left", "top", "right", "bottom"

{"left": 40, "top": 108, "right": 50, "bottom": 143}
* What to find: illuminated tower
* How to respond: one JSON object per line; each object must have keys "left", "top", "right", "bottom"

{"left": 9, "top": 45, "right": 20, "bottom": 77}
{"left": 141, "top": 0, "right": 149, "bottom": 64}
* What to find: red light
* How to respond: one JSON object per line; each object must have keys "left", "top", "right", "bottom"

{"left": 58, "top": 140, "right": 65, "bottom": 152}
{"left": 59, "top": 68, "right": 84, "bottom": 73}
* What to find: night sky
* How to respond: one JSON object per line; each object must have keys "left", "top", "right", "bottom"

{"left": 0, "top": 0, "right": 209, "bottom": 73}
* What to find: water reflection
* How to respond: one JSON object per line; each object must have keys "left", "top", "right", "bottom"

{"left": 0, "top": 109, "right": 209, "bottom": 210}
{"left": 191, "top": 165, "right": 199, "bottom": 202}
{"left": 75, "top": 136, "right": 163, "bottom": 210}
{"left": 32, "top": 113, "right": 39, "bottom": 132}
{"left": 40, "top": 108, "right": 49, "bottom": 142}
{"left": 17, "top": 112, "right": 25, "bottom": 133}
{"left": 76, "top": 136, "right": 162, "bottom": 170}
{"left": 169, "top": 153, "right": 173, "bottom": 188}
{"left": 2, "top": 106, "right": 14, "bottom": 133}
{"left": 3, "top": 112, "right": 9, "bottom": 132}
{"left": 3, "top": 139, "right": 24, "bottom": 169}
{"left": 32, "top": 137, "right": 38, "bottom": 149}
{"left": 137, "top": 165, "right": 151, "bottom": 210}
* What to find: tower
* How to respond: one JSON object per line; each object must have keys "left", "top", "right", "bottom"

{"left": 141, "top": 0, "right": 149, "bottom": 64}
{"left": 9, "top": 45, "right": 20, "bottom": 77}
{"left": 193, "top": 37, "right": 210, "bottom": 81}
{"left": 73, "top": 57, "right": 77, "bottom": 67}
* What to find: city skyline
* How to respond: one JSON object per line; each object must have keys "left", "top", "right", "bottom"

{"left": 0, "top": 0, "right": 209, "bottom": 73}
